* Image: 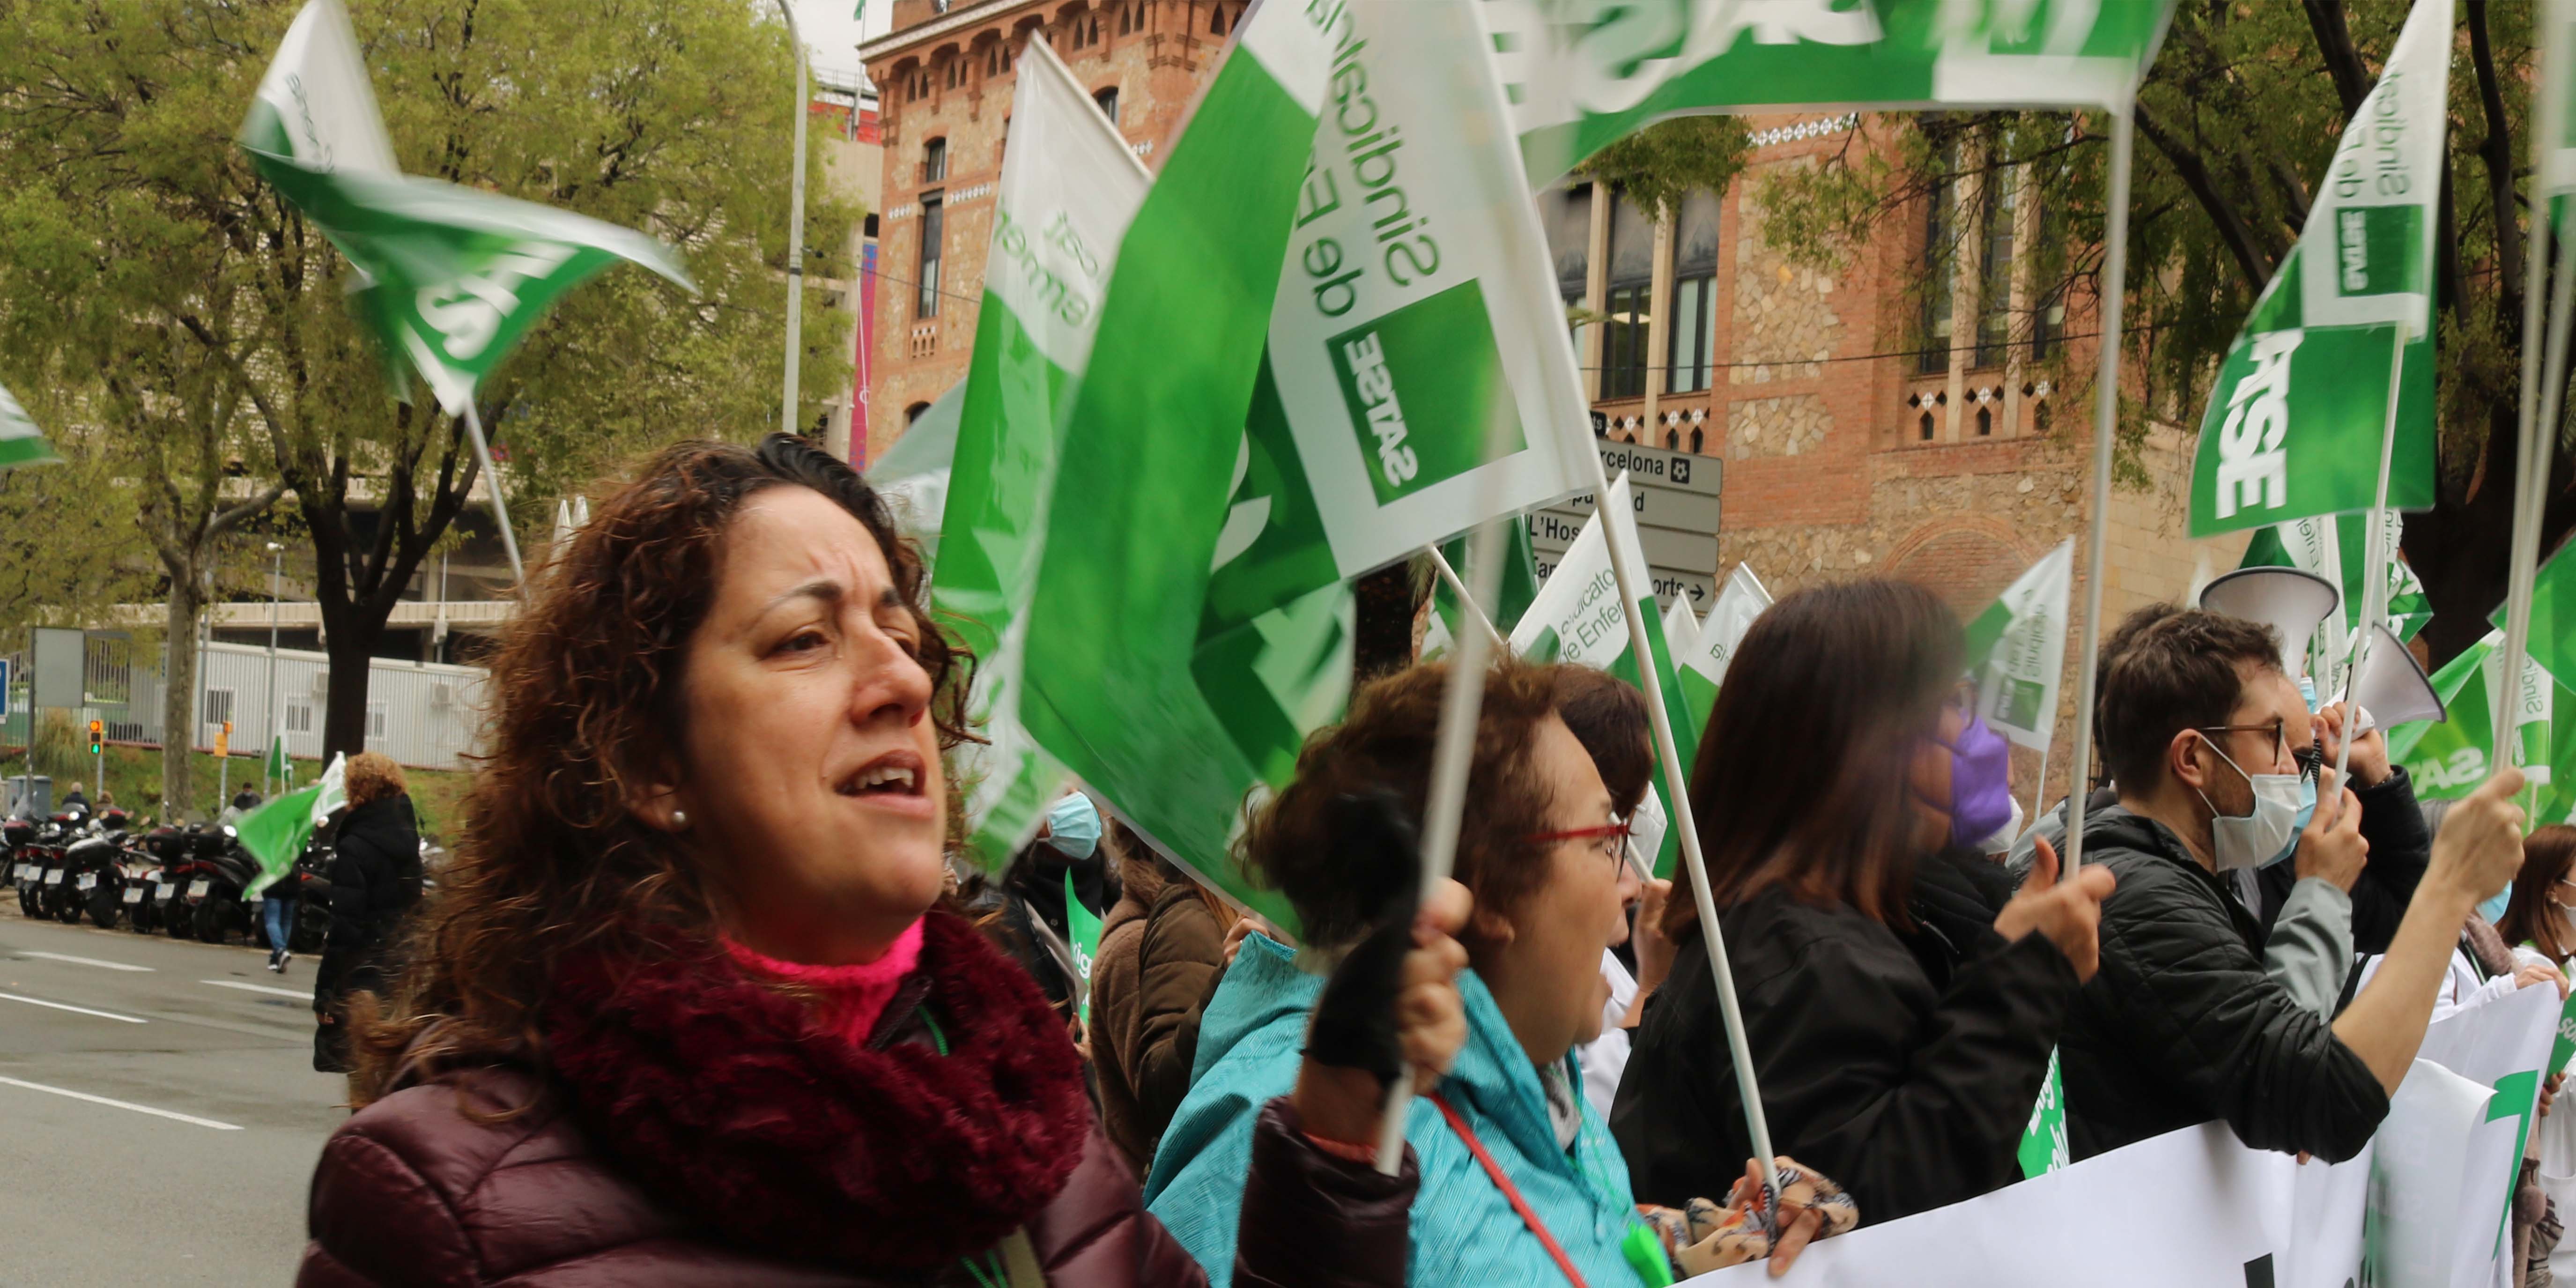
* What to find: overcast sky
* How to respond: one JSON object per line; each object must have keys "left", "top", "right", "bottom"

{"left": 785, "top": 0, "right": 893, "bottom": 89}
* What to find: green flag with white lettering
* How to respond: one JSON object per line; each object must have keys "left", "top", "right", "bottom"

{"left": 2186, "top": 0, "right": 2450, "bottom": 537}
{"left": 933, "top": 42, "right": 1149, "bottom": 870}
{"left": 2391, "top": 631, "right": 2569, "bottom": 824}
{"left": 1675, "top": 563, "right": 1771, "bottom": 737}
{"left": 1510, "top": 475, "right": 1698, "bottom": 877}
{"left": 1966, "top": 539, "right": 2074, "bottom": 752}
{"left": 1491, "top": 0, "right": 2176, "bottom": 186}
{"left": 0, "top": 382, "right": 61, "bottom": 472}
{"left": 241, "top": 0, "right": 693, "bottom": 415}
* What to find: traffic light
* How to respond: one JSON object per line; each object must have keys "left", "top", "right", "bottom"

{"left": 87, "top": 719, "right": 101, "bottom": 755}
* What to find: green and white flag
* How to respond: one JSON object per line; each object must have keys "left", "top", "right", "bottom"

{"left": 2238, "top": 512, "right": 2433, "bottom": 694}
{"left": 242, "top": 0, "right": 693, "bottom": 415}
{"left": 1016, "top": 0, "right": 1597, "bottom": 924}
{"left": 1065, "top": 868, "right": 1102, "bottom": 1026}
{"left": 240, "top": 752, "right": 345, "bottom": 899}
{"left": 935, "top": 40, "right": 1149, "bottom": 869}
{"left": 0, "top": 382, "right": 62, "bottom": 472}
{"left": 266, "top": 734, "right": 290, "bottom": 786}
{"left": 1425, "top": 524, "right": 1543, "bottom": 659}
{"left": 1965, "top": 539, "right": 2073, "bottom": 752}
{"left": 1488, "top": 0, "right": 2177, "bottom": 185}
{"left": 2019, "top": 1048, "right": 2070, "bottom": 1179}
{"left": 2391, "top": 631, "right": 2569, "bottom": 823}
{"left": 1661, "top": 594, "right": 1700, "bottom": 660}
{"left": 870, "top": 382, "right": 962, "bottom": 555}
{"left": 1511, "top": 475, "right": 1699, "bottom": 876}
{"left": 1676, "top": 562, "right": 1771, "bottom": 737}
{"left": 2186, "top": 0, "right": 2450, "bottom": 537}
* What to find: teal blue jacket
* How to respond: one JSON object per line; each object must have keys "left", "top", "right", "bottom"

{"left": 1143, "top": 933, "right": 1655, "bottom": 1288}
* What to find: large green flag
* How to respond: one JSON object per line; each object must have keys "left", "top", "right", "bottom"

{"left": 933, "top": 42, "right": 1150, "bottom": 869}
{"left": 266, "top": 734, "right": 289, "bottom": 787}
{"left": 241, "top": 0, "right": 693, "bottom": 415}
{"left": 2392, "top": 633, "right": 2567, "bottom": 823}
{"left": 2238, "top": 512, "right": 2434, "bottom": 695}
{"left": 1966, "top": 539, "right": 2074, "bottom": 752}
{"left": 0, "top": 382, "right": 61, "bottom": 472}
{"left": 2186, "top": 0, "right": 2450, "bottom": 537}
{"left": 2511, "top": 533, "right": 2576, "bottom": 697}
{"left": 1016, "top": 0, "right": 1598, "bottom": 923}
{"left": 1675, "top": 562, "right": 1771, "bottom": 738}
{"left": 240, "top": 752, "right": 346, "bottom": 898}
{"left": 1490, "top": 0, "right": 2176, "bottom": 185}
{"left": 1511, "top": 475, "right": 1698, "bottom": 877}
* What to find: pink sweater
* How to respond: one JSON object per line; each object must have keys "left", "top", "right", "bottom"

{"left": 722, "top": 918, "right": 925, "bottom": 1047}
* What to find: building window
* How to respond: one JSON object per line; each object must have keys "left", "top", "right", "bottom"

{"left": 985, "top": 43, "right": 1013, "bottom": 76}
{"left": 1975, "top": 406, "right": 1992, "bottom": 436}
{"left": 923, "top": 137, "right": 947, "bottom": 184}
{"left": 1918, "top": 177, "right": 1954, "bottom": 375}
{"left": 1601, "top": 188, "right": 1653, "bottom": 400}
{"left": 367, "top": 701, "right": 389, "bottom": 743}
{"left": 1664, "top": 427, "right": 1679, "bottom": 450}
{"left": 284, "top": 701, "right": 315, "bottom": 734}
{"left": 916, "top": 194, "right": 944, "bottom": 319}
{"left": 1918, "top": 411, "right": 1935, "bottom": 441}
{"left": 2032, "top": 283, "right": 2064, "bottom": 363}
{"left": 1688, "top": 427, "right": 1704, "bottom": 453}
{"left": 906, "top": 401, "right": 932, "bottom": 425}
{"left": 1974, "top": 178, "right": 2015, "bottom": 369}
{"left": 1211, "top": 3, "right": 1229, "bottom": 35}
{"left": 202, "top": 688, "right": 235, "bottom": 737}
{"left": 1666, "top": 189, "right": 1720, "bottom": 394}
{"left": 1118, "top": 3, "right": 1133, "bottom": 35}
{"left": 1095, "top": 87, "right": 1119, "bottom": 125}
{"left": 1543, "top": 182, "right": 1591, "bottom": 357}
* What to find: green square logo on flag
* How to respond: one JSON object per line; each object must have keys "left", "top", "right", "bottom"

{"left": 2333, "top": 206, "right": 2423, "bottom": 297}
{"left": 1326, "top": 281, "right": 1526, "bottom": 506}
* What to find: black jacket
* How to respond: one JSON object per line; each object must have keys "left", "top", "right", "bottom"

{"left": 313, "top": 794, "right": 423, "bottom": 1017}
{"left": 1611, "top": 850, "right": 2078, "bottom": 1224}
{"left": 2251, "top": 766, "right": 2433, "bottom": 958}
{"left": 2058, "top": 805, "right": 2389, "bottom": 1164}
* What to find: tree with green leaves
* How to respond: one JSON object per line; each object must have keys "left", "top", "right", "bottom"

{"left": 0, "top": 0, "right": 858, "bottom": 765}
{"left": 1756, "top": 1, "right": 2557, "bottom": 666}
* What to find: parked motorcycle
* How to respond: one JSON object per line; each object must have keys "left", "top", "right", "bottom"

{"left": 55, "top": 807, "right": 135, "bottom": 928}
{"left": 23, "top": 814, "right": 84, "bottom": 922}
{"left": 178, "top": 824, "right": 261, "bottom": 945}
{"left": 127, "top": 826, "right": 186, "bottom": 933}
{"left": 154, "top": 824, "right": 225, "bottom": 941}
{"left": 7, "top": 817, "right": 43, "bottom": 918}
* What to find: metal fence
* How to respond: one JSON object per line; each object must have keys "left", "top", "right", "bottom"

{"left": 3, "top": 638, "right": 489, "bottom": 771}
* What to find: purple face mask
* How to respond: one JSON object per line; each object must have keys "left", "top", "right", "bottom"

{"left": 1940, "top": 713, "right": 2017, "bottom": 849}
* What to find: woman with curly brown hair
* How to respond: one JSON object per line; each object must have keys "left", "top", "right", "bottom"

{"left": 297, "top": 434, "right": 1473, "bottom": 1288}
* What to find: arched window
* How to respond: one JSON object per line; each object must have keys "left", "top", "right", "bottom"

{"left": 1094, "top": 87, "right": 1119, "bottom": 125}
{"left": 1975, "top": 406, "right": 1992, "bottom": 436}
{"left": 1118, "top": 4, "right": 1131, "bottom": 35}
{"left": 1664, "top": 427, "right": 1679, "bottom": 451}
{"left": 922, "top": 137, "right": 947, "bottom": 184}
{"left": 906, "top": 402, "right": 932, "bottom": 425}
{"left": 1211, "top": 3, "right": 1228, "bottom": 34}
{"left": 1688, "top": 427, "right": 1703, "bottom": 453}
{"left": 1918, "top": 411, "right": 1935, "bottom": 441}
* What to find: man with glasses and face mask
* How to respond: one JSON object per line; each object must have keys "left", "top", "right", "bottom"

{"left": 2055, "top": 606, "right": 2530, "bottom": 1164}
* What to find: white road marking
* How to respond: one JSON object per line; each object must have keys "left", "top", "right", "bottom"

{"left": 199, "top": 979, "right": 310, "bottom": 1001}
{"left": 0, "top": 1075, "right": 241, "bottom": 1130}
{"left": 17, "top": 950, "right": 153, "bottom": 972}
{"left": 0, "top": 992, "right": 147, "bottom": 1024}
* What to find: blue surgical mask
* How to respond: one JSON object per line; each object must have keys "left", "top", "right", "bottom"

{"left": 2479, "top": 883, "right": 2514, "bottom": 925}
{"left": 1046, "top": 793, "right": 1102, "bottom": 861}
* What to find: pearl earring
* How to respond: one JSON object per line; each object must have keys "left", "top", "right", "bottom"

{"left": 671, "top": 809, "right": 689, "bottom": 829}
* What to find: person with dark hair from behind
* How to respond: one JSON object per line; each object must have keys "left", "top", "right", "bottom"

{"left": 1613, "top": 580, "right": 2115, "bottom": 1224}
{"left": 2057, "top": 605, "right": 2528, "bottom": 1164}
{"left": 1090, "top": 819, "right": 1229, "bottom": 1175}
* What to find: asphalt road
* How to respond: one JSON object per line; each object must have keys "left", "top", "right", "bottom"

{"left": 0, "top": 902, "right": 347, "bottom": 1286}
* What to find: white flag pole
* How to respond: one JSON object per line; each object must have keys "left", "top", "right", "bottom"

{"left": 460, "top": 404, "right": 526, "bottom": 584}
{"left": 2026, "top": 740, "right": 2051, "bottom": 840}
{"left": 2059, "top": 104, "right": 2137, "bottom": 879}
{"left": 1425, "top": 542, "right": 1510, "bottom": 654}
{"left": 2327, "top": 323, "right": 2408, "bottom": 819}
{"left": 1585, "top": 457, "right": 1780, "bottom": 1183}
{"left": 2504, "top": 39, "right": 2576, "bottom": 792}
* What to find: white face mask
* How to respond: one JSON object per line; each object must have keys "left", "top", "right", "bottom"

{"left": 2191, "top": 738, "right": 2313, "bottom": 873}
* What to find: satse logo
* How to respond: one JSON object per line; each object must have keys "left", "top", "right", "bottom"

{"left": 1339, "top": 332, "right": 1420, "bottom": 489}
{"left": 2212, "top": 330, "right": 2301, "bottom": 519}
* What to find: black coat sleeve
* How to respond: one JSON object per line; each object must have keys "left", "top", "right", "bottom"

{"left": 2347, "top": 767, "right": 2431, "bottom": 954}
{"left": 313, "top": 847, "right": 379, "bottom": 1014}
{"left": 2084, "top": 870, "right": 2390, "bottom": 1161}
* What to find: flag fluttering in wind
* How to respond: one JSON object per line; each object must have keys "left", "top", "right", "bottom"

{"left": 2238, "top": 513, "right": 2433, "bottom": 694}
{"left": 240, "top": 0, "right": 694, "bottom": 415}
{"left": 2185, "top": 0, "right": 2451, "bottom": 537}
{"left": 240, "top": 752, "right": 347, "bottom": 899}
{"left": 2391, "top": 633, "right": 2566, "bottom": 825}
{"left": 1966, "top": 540, "right": 2074, "bottom": 753}
{"left": 933, "top": 39, "right": 1147, "bottom": 869}
{"left": 266, "top": 734, "right": 290, "bottom": 788}
{"left": 1492, "top": 0, "right": 2177, "bottom": 185}
{"left": 1675, "top": 563, "right": 1771, "bottom": 736}
{"left": 0, "top": 382, "right": 62, "bottom": 472}
{"left": 1512, "top": 476, "right": 1699, "bottom": 876}
{"left": 1661, "top": 594, "right": 1700, "bottom": 661}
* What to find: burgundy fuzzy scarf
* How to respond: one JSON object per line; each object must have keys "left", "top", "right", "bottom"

{"left": 544, "top": 910, "right": 1091, "bottom": 1270}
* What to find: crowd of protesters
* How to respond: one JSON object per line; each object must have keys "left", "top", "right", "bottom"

{"left": 284, "top": 434, "right": 2549, "bottom": 1287}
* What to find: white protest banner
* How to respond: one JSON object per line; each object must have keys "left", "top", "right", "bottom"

{"left": 1684, "top": 1123, "right": 2293, "bottom": 1288}
{"left": 2414, "top": 981, "right": 2561, "bottom": 1288}
{"left": 2369, "top": 1059, "right": 2502, "bottom": 1288}
{"left": 1662, "top": 594, "right": 1700, "bottom": 661}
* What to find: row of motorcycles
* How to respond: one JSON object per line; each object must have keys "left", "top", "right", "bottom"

{"left": 7, "top": 807, "right": 328, "bottom": 952}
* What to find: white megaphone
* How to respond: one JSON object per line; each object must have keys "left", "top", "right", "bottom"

{"left": 2346, "top": 622, "right": 2446, "bottom": 734}
{"left": 2198, "top": 567, "right": 2340, "bottom": 681}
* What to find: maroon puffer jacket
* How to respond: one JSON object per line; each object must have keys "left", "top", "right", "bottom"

{"left": 299, "top": 1065, "right": 1411, "bottom": 1287}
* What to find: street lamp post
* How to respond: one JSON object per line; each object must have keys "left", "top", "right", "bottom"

{"left": 264, "top": 542, "right": 282, "bottom": 798}
{"left": 776, "top": 0, "right": 809, "bottom": 440}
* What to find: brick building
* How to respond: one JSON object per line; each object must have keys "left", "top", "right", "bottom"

{"left": 856, "top": 18, "right": 2244, "bottom": 785}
